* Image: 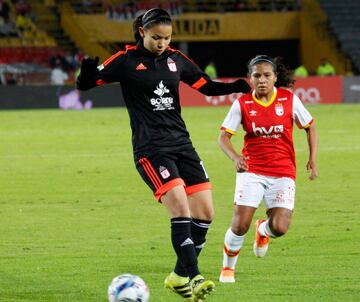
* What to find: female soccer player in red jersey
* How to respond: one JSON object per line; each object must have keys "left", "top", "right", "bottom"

{"left": 77, "top": 8, "right": 251, "bottom": 301}
{"left": 218, "top": 55, "right": 318, "bottom": 283}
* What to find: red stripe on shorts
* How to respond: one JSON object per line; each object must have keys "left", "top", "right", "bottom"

{"left": 139, "top": 158, "right": 162, "bottom": 189}
{"left": 155, "top": 178, "right": 185, "bottom": 201}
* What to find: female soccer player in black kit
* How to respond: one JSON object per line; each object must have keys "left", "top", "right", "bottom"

{"left": 77, "top": 8, "right": 250, "bottom": 302}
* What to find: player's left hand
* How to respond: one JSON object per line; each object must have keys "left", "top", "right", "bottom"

{"left": 235, "top": 155, "right": 249, "bottom": 172}
{"left": 232, "top": 79, "right": 251, "bottom": 94}
{"left": 306, "top": 160, "right": 318, "bottom": 180}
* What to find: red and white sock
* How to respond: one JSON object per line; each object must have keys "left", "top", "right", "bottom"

{"left": 258, "top": 220, "right": 276, "bottom": 238}
{"left": 222, "top": 228, "right": 245, "bottom": 270}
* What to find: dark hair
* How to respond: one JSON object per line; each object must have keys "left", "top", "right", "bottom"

{"left": 133, "top": 8, "right": 172, "bottom": 42}
{"left": 248, "top": 55, "right": 295, "bottom": 88}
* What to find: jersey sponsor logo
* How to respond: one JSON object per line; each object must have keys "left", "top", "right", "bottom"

{"left": 151, "top": 81, "right": 174, "bottom": 111}
{"left": 167, "top": 57, "right": 177, "bottom": 72}
{"left": 252, "top": 122, "right": 284, "bottom": 138}
{"left": 136, "top": 63, "right": 147, "bottom": 70}
{"left": 159, "top": 166, "right": 170, "bottom": 179}
{"left": 249, "top": 110, "right": 257, "bottom": 116}
{"left": 275, "top": 103, "right": 284, "bottom": 116}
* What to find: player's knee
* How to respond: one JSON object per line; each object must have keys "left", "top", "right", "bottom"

{"left": 203, "top": 206, "right": 214, "bottom": 221}
{"left": 231, "top": 221, "right": 250, "bottom": 236}
{"left": 166, "top": 198, "right": 190, "bottom": 217}
{"left": 173, "top": 204, "right": 190, "bottom": 217}
{"left": 270, "top": 221, "right": 289, "bottom": 237}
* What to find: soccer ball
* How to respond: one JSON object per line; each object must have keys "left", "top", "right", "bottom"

{"left": 108, "top": 274, "right": 150, "bottom": 302}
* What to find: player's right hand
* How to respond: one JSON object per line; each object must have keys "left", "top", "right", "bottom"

{"left": 80, "top": 56, "right": 99, "bottom": 75}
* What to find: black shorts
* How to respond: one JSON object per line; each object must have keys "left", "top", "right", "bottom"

{"left": 134, "top": 145, "right": 211, "bottom": 201}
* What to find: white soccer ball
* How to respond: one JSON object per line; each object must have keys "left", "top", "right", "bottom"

{"left": 108, "top": 274, "right": 150, "bottom": 302}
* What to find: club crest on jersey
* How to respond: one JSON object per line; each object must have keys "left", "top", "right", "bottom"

{"left": 159, "top": 166, "right": 170, "bottom": 179}
{"left": 275, "top": 103, "right": 284, "bottom": 116}
{"left": 167, "top": 58, "right": 177, "bottom": 72}
{"left": 249, "top": 110, "right": 257, "bottom": 116}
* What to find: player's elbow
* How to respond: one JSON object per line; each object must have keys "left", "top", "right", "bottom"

{"left": 217, "top": 131, "right": 230, "bottom": 147}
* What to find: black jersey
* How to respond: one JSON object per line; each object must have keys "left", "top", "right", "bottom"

{"left": 95, "top": 44, "right": 210, "bottom": 153}
{"left": 77, "top": 43, "right": 245, "bottom": 153}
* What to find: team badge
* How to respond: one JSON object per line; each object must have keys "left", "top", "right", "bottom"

{"left": 275, "top": 103, "right": 284, "bottom": 116}
{"left": 167, "top": 58, "right": 177, "bottom": 72}
{"left": 249, "top": 110, "right": 257, "bottom": 116}
{"left": 159, "top": 166, "right": 170, "bottom": 179}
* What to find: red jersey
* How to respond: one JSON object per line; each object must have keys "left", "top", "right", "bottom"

{"left": 221, "top": 87, "right": 313, "bottom": 180}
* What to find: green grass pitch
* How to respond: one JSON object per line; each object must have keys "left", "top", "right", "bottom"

{"left": 0, "top": 104, "right": 359, "bottom": 301}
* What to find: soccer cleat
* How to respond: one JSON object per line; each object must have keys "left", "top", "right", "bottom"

{"left": 253, "top": 219, "right": 269, "bottom": 257}
{"left": 164, "top": 272, "right": 193, "bottom": 301}
{"left": 219, "top": 267, "right": 235, "bottom": 283}
{"left": 190, "top": 274, "right": 215, "bottom": 301}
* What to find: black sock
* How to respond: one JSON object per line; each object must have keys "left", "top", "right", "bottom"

{"left": 174, "top": 218, "right": 211, "bottom": 277}
{"left": 171, "top": 217, "right": 199, "bottom": 279}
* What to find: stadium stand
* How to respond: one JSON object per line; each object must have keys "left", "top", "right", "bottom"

{"left": 318, "top": 0, "right": 360, "bottom": 73}
{"left": 0, "top": 1, "right": 80, "bottom": 85}
{"left": 69, "top": 0, "right": 300, "bottom": 15}
{"left": 0, "top": 0, "right": 356, "bottom": 85}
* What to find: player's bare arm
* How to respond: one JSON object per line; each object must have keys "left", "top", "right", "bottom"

{"left": 218, "top": 131, "right": 248, "bottom": 172}
{"left": 305, "top": 124, "right": 318, "bottom": 180}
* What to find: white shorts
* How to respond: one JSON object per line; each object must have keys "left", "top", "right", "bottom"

{"left": 234, "top": 172, "right": 295, "bottom": 210}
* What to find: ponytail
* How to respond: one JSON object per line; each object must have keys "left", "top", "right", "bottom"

{"left": 273, "top": 57, "right": 295, "bottom": 88}
{"left": 133, "top": 14, "right": 144, "bottom": 43}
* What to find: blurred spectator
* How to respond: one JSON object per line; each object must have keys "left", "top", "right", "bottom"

{"left": 15, "top": 13, "right": 33, "bottom": 32}
{"left": 64, "top": 50, "right": 78, "bottom": 71}
{"left": 0, "top": 18, "right": 19, "bottom": 37}
{"left": 15, "top": 0, "right": 32, "bottom": 16}
{"left": 205, "top": 61, "right": 218, "bottom": 79}
{"left": 106, "top": 0, "right": 183, "bottom": 20}
{"left": 234, "top": 0, "right": 248, "bottom": 11}
{"left": 0, "top": 0, "right": 10, "bottom": 21}
{"left": 51, "top": 64, "right": 68, "bottom": 85}
{"left": 49, "top": 51, "right": 67, "bottom": 69}
{"left": 0, "top": 58, "right": 6, "bottom": 85}
{"left": 316, "top": 58, "right": 336, "bottom": 76}
{"left": 74, "top": 50, "right": 85, "bottom": 67}
{"left": 293, "top": 64, "right": 309, "bottom": 77}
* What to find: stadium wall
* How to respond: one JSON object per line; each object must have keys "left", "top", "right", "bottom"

{"left": 1, "top": 76, "right": 359, "bottom": 110}
{"left": 69, "top": 12, "right": 299, "bottom": 43}
{"left": 62, "top": 11, "right": 299, "bottom": 63}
